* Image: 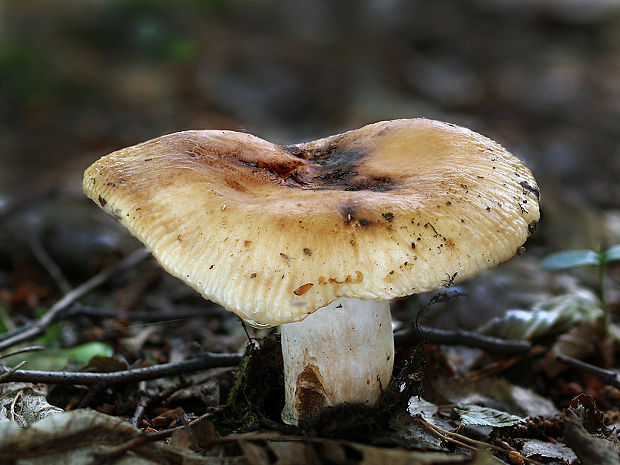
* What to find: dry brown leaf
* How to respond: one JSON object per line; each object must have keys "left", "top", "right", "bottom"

{"left": 542, "top": 316, "right": 614, "bottom": 377}
{"left": 0, "top": 383, "right": 63, "bottom": 428}
{"left": 520, "top": 438, "right": 577, "bottom": 463}
{"left": 563, "top": 408, "right": 620, "bottom": 465}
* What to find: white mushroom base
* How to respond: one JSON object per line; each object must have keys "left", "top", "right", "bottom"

{"left": 280, "top": 297, "right": 394, "bottom": 425}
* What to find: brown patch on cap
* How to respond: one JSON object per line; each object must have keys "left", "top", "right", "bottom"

{"left": 317, "top": 271, "right": 363, "bottom": 285}
{"left": 83, "top": 119, "right": 540, "bottom": 327}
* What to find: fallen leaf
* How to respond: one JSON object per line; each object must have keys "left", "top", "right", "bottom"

{"left": 0, "top": 383, "right": 63, "bottom": 428}
{"left": 0, "top": 409, "right": 227, "bottom": 464}
{"left": 475, "top": 290, "right": 601, "bottom": 341}
{"left": 520, "top": 438, "right": 577, "bottom": 463}
{"left": 389, "top": 411, "right": 450, "bottom": 452}
{"left": 1, "top": 342, "right": 113, "bottom": 371}
{"left": 541, "top": 316, "right": 613, "bottom": 377}
{"left": 452, "top": 404, "right": 524, "bottom": 427}
{"left": 407, "top": 396, "right": 439, "bottom": 421}
{"left": 433, "top": 376, "right": 559, "bottom": 419}
{"left": 563, "top": 408, "right": 620, "bottom": 465}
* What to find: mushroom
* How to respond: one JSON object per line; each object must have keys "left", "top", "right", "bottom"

{"left": 83, "top": 119, "right": 540, "bottom": 425}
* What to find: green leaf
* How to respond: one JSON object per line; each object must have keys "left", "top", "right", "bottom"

{"left": 2, "top": 342, "right": 113, "bottom": 371}
{"left": 64, "top": 342, "right": 114, "bottom": 364}
{"left": 603, "top": 244, "right": 620, "bottom": 264}
{"left": 452, "top": 404, "right": 524, "bottom": 427}
{"left": 540, "top": 250, "right": 600, "bottom": 270}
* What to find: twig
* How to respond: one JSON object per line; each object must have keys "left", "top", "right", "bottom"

{"left": 92, "top": 408, "right": 221, "bottom": 465}
{"left": 0, "top": 361, "right": 27, "bottom": 382}
{"left": 556, "top": 354, "right": 620, "bottom": 390}
{"left": 0, "top": 248, "right": 151, "bottom": 351}
{"left": 131, "top": 381, "right": 150, "bottom": 428}
{"left": 418, "top": 417, "right": 543, "bottom": 465}
{"left": 28, "top": 234, "right": 72, "bottom": 293}
{"left": 419, "top": 418, "right": 477, "bottom": 452}
{"left": 0, "top": 345, "right": 44, "bottom": 360}
{"left": 238, "top": 317, "right": 256, "bottom": 345}
{"left": 0, "top": 352, "right": 240, "bottom": 386}
{"left": 394, "top": 325, "right": 532, "bottom": 356}
{"left": 9, "top": 389, "right": 24, "bottom": 422}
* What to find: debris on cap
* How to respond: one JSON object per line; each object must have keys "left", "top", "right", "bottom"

{"left": 83, "top": 119, "right": 540, "bottom": 327}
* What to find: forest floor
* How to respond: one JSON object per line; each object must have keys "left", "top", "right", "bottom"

{"left": 1, "top": 1, "right": 620, "bottom": 464}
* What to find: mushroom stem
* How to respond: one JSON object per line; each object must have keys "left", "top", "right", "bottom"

{"left": 280, "top": 297, "right": 394, "bottom": 425}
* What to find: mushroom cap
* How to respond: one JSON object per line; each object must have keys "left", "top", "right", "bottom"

{"left": 83, "top": 119, "right": 540, "bottom": 327}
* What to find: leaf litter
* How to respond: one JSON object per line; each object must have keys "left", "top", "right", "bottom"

{"left": 1, "top": 261, "right": 619, "bottom": 464}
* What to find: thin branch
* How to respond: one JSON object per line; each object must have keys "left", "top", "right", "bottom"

{"left": 418, "top": 417, "right": 543, "bottom": 465}
{"left": 238, "top": 317, "right": 256, "bottom": 345}
{"left": 131, "top": 381, "right": 150, "bottom": 428}
{"left": 418, "top": 417, "right": 477, "bottom": 452}
{"left": 0, "top": 345, "right": 44, "bottom": 360}
{"left": 0, "top": 361, "right": 27, "bottom": 382}
{"left": 0, "top": 352, "right": 241, "bottom": 386}
{"left": 92, "top": 408, "right": 221, "bottom": 465}
{"left": 556, "top": 353, "right": 620, "bottom": 390}
{"left": 0, "top": 248, "right": 151, "bottom": 351}
{"left": 394, "top": 325, "right": 532, "bottom": 356}
{"left": 28, "top": 234, "right": 72, "bottom": 293}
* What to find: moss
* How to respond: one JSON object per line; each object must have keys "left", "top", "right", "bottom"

{"left": 213, "top": 334, "right": 284, "bottom": 434}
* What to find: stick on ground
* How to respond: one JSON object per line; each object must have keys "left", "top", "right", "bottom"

{"left": 393, "top": 325, "right": 532, "bottom": 356}
{"left": 556, "top": 353, "right": 620, "bottom": 390}
{"left": 0, "top": 248, "right": 151, "bottom": 352}
{"left": 28, "top": 234, "right": 72, "bottom": 294}
{"left": 0, "top": 352, "right": 241, "bottom": 386}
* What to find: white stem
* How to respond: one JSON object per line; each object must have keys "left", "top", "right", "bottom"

{"left": 280, "top": 297, "right": 394, "bottom": 425}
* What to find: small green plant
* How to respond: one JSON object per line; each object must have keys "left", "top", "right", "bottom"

{"left": 540, "top": 244, "right": 620, "bottom": 331}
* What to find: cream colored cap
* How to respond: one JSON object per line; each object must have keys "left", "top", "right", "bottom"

{"left": 83, "top": 119, "right": 540, "bottom": 327}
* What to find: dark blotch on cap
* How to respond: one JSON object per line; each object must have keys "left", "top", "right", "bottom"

{"left": 284, "top": 144, "right": 397, "bottom": 192}
{"left": 347, "top": 176, "right": 395, "bottom": 192}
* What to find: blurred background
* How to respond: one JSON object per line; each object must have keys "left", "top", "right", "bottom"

{"left": 1, "top": 0, "right": 619, "bottom": 329}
